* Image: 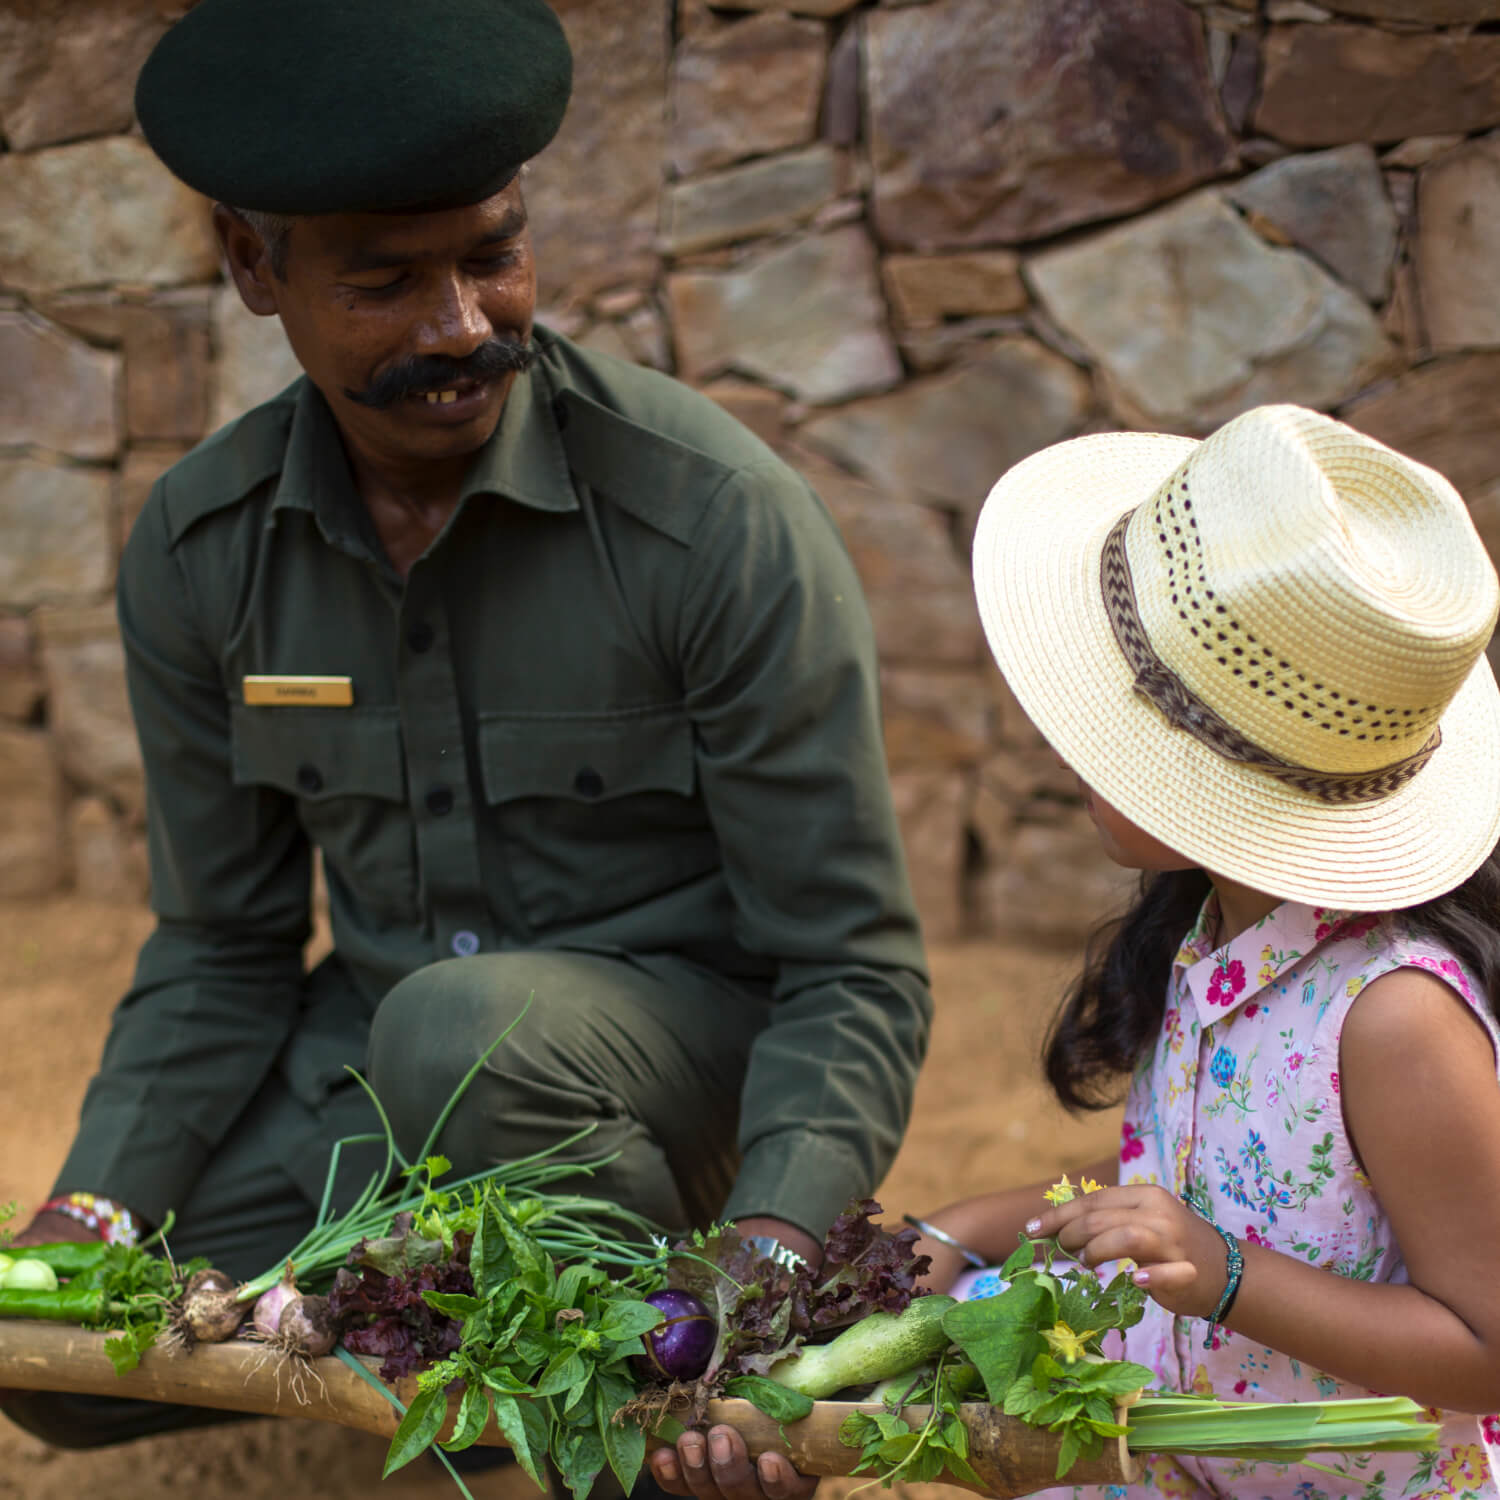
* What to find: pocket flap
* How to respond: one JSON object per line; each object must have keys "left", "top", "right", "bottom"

{"left": 478, "top": 708, "right": 695, "bottom": 804}
{"left": 230, "top": 703, "right": 407, "bottom": 803}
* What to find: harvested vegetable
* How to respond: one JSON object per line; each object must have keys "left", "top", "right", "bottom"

{"left": 767, "top": 1295, "right": 955, "bottom": 1402}
{"left": 2, "top": 1258, "right": 59, "bottom": 1292}
{"left": 174, "top": 1267, "right": 248, "bottom": 1346}
{"left": 252, "top": 1263, "right": 301, "bottom": 1340}
{"left": 635, "top": 1289, "right": 715, "bottom": 1383}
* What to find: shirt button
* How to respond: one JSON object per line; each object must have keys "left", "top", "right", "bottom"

{"left": 573, "top": 766, "right": 604, "bottom": 798}
{"left": 450, "top": 929, "right": 480, "bottom": 957}
{"left": 296, "top": 764, "right": 323, "bottom": 794}
{"left": 406, "top": 621, "right": 434, "bottom": 653}
{"left": 426, "top": 785, "right": 454, "bottom": 816}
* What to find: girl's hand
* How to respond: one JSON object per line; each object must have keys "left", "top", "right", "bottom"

{"left": 1028, "top": 1185, "right": 1232, "bottom": 1320}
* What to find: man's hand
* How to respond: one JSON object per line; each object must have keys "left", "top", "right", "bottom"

{"left": 6, "top": 1210, "right": 98, "bottom": 1248}
{"left": 1028, "top": 1184, "right": 1230, "bottom": 1319}
{"left": 730, "top": 1217, "right": 823, "bottom": 1272}
{"left": 648, "top": 1424, "right": 818, "bottom": 1500}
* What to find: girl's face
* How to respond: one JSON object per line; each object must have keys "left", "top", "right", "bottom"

{"left": 1076, "top": 777, "right": 1196, "bottom": 872}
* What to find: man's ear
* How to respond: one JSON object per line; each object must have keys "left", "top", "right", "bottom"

{"left": 213, "top": 204, "right": 280, "bottom": 316}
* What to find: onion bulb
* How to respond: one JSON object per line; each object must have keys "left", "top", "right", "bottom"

{"left": 252, "top": 1262, "right": 300, "bottom": 1340}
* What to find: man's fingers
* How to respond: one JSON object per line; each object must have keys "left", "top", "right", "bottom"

{"left": 658, "top": 1426, "right": 819, "bottom": 1500}
{"left": 754, "top": 1450, "right": 820, "bottom": 1500}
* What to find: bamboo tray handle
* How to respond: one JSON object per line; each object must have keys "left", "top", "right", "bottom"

{"left": 0, "top": 1324, "right": 1136, "bottom": 1496}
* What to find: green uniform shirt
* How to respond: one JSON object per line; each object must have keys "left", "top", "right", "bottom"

{"left": 57, "top": 328, "right": 933, "bottom": 1235}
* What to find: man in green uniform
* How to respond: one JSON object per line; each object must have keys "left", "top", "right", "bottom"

{"left": 3, "top": 1, "right": 932, "bottom": 1492}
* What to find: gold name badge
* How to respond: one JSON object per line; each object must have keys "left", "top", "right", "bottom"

{"left": 242, "top": 675, "right": 354, "bottom": 707}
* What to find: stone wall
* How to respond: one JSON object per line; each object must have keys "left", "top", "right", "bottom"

{"left": 2, "top": 0, "right": 1500, "bottom": 946}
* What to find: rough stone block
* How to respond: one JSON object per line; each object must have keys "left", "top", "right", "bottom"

{"left": 0, "top": 724, "right": 65, "bottom": 898}
{"left": 0, "top": 457, "right": 113, "bottom": 609}
{"left": 660, "top": 146, "right": 849, "bottom": 256}
{"left": 1028, "top": 190, "right": 1396, "bottom": 433}
{"left": 669, "top": 13, "right": 828, "bottom": 177}
{"left": 882, "top": 666, "right": 990, "bottom": 769}
{"left": 881, "top": 251, "right": 1027, "bottom": 326}
{"left": 123, "top": 292, "right": 215, "bottom": 443}
{"left": 799, "top": 338, "right": 1090, "bottom": 512}
{"left": 1228, "top": 145, "right": 1399, "bottom": 304}
{"left": 68, "top": 795, "right": 149, "bottom": 904}
{"left": 699, "top": 379, "right": 788, "bottom": 450}
{"left": 0, "top": 616, "right": 44, "bottom": 724}
{"left": 867, "top": 0, "right": 1235, "bottom": 249}
{"left": 1256, "top": 25, "right": 1500, "bottom": 146}
{"left": 212, "top": 287, "right": 304, "bottom": 431}
{"left": 668, "top": 226, "right": 902, "bottom": 404}
{"left": 0, "top": 308, "right": 119, "bottom": 460}
{"left": 526, "top": 0, "right": 669, "bottom": 302}
{"left": 889, "top": 766, "right": 968, "bottom": 943}
{"left": 791, "top": 448, "right": 985, "bottom": 666}
{"left": 1413, "top": 132, "right": 1500, "bottom": 353}
{"left": 0, "top": 137, "right": 218, "bottom": 297}
{"left": 0, "top": 1, "right": 172, "bottom": 151}
{"left": 36, "top": 604, "right": 143, "bottom": 823}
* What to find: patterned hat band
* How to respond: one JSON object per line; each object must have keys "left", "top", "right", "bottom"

{"left": 1100, "top": 510, "right": 1441, "bottom": 807}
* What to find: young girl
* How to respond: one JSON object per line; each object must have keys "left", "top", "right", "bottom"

{"left": 909, "top": 404, "right": 1500, "bottom": 1500}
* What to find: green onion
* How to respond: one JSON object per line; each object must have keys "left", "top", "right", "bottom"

{"left": 237, "top": 1000, "right": 663, "bottom": 1303}
{"left": 1126, "top": 1393, "right": 1439, "bottom": 1460}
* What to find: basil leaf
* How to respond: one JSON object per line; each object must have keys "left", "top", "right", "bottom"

{"left": 724, "top": 1375, "right": 814, "bottom": 1425}
{"left": 440, "top": 1381, "right": 491, "bottom": 1453}
{"left": 383, "top": 1386, "right": 448, "bottom": 1477}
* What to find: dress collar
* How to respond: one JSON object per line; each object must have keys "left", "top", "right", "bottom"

{"left": 1178, "top": 897, "right": 1365, "bottom": 1029}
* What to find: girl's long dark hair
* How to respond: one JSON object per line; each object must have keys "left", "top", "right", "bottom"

{"left": 1044, "top": 848, "right": 1500, "bottom": 1113}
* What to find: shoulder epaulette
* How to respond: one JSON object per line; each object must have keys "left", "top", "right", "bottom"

{"left": 551, "top": 386, "right": 743, "bottom": 548}
{"left": 157, "top": 382, "right": 302, "bottom": 548}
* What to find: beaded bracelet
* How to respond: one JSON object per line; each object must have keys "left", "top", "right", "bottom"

{"left": 1181, "top": 1195, "right": 1243, "bottom": 1349}
{"left": 902, "top": 1214, "right": 988, "bottom": 1270}
{"left": 38, "top": 1192, "right": 142, "bottom": 1249}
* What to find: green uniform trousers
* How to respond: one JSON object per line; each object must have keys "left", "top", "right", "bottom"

{"left": 3, "top": 948, "right": 769, "bottom": 1450}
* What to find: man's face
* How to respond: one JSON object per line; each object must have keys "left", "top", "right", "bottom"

{"left": 247, "top": 181, "right": 537, "bottom": 470}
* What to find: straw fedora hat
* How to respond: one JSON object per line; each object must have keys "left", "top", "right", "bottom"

{"left": 971, "top": 404, "right": 1500, "bottom": 910}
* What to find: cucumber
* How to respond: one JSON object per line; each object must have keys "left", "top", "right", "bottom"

{"left": 765, "top": 1294, "right": 957, "bottom": 1401}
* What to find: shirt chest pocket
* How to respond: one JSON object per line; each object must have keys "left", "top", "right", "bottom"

{"left": 230, "top": 705, "right": 417, "bottom": 918}
{"left": 477, "top": 708, "right": 716, "bottom": 932}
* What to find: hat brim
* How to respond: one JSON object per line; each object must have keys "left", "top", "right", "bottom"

{"left": 973, "top": 431, "right": 1500, "bottom": 910}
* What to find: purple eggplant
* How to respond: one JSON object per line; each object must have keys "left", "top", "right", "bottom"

{"left": 635, "top": 1288, "right": 716, "bottom": 1383}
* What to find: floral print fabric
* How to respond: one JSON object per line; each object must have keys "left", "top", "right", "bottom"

{"left": 1048, "top": 898, "right": 1500, "bottom": 1500}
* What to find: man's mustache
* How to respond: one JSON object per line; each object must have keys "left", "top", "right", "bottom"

{"left": 343, "top": 337, "right": 537, "bottom": 409}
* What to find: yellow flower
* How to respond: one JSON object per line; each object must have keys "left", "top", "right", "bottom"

{"left": 1346, "top": 976, "right": 1365, "bottom": 998}
{"left": 1041, "top": 1321, "right": 1095, "bottom": 1364}
{"left": 1439, "top": 1446, "right": 1486, "bottom": 1487}
{"left": 1043, "top": 1174, "right": 1077, "bottom": 1205}
{"left": 1044, "top": 1174, "right": 1104, "bottom": 1205}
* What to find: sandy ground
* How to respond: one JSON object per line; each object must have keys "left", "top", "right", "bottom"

{"left": 0, "top": 899, "right": 1120, "bottom": 1500}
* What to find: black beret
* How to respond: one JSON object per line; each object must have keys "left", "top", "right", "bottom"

{"left": 135, "top": 0, "right": 572, "bottom": 215}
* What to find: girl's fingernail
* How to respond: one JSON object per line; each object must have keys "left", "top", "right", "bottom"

{"left": 1025, "top": 1218, "right": 1042, "bottom": 1236}
{"left": 1133, "top": 1270, "right": 1150, "bottom": 1285}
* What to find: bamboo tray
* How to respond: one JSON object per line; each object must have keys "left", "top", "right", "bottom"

{"left": 0, "top": 1323, "right": 1137, "bottom": 1495}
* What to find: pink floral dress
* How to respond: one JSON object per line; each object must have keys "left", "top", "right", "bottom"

{"left": 1053, "top": 898, "right": 1500, "bottom": 1500}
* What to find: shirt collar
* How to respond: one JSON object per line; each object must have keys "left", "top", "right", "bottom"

{"left": 1181, "top": 897, "right": 1362, "bottom": 1029}
{"left": 270, "top": 360, "right": 579, "bottom": 546}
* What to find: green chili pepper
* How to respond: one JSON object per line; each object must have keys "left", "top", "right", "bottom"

{"left": 8, "top": 1242, "right": 111, "bottom": 1278}
{"left": 0, "top": 1282, "right": 112, "bottom": 1323}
